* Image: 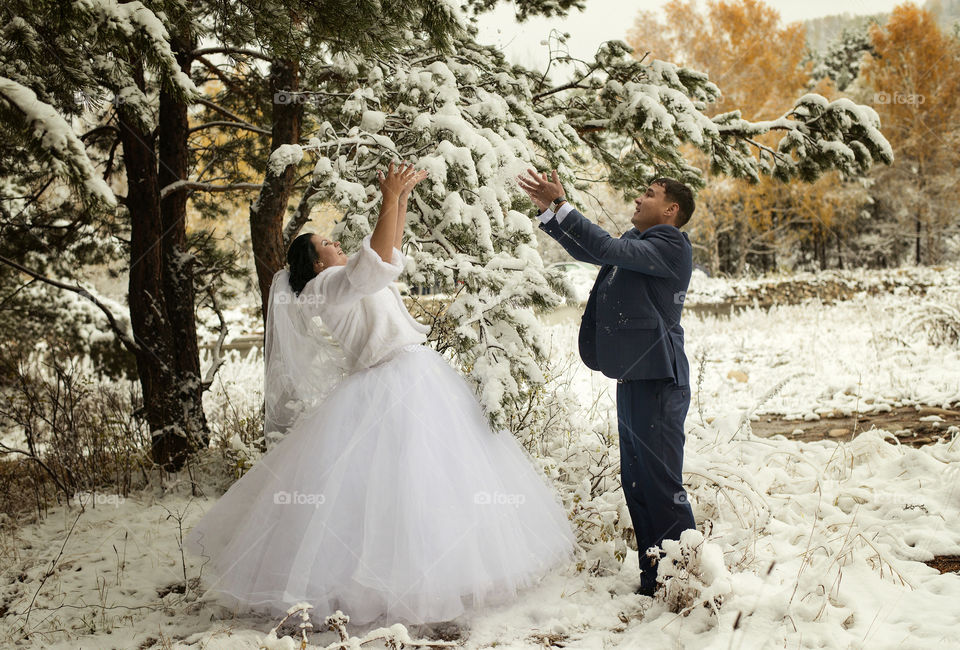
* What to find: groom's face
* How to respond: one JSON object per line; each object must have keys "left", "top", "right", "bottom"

{"left": 631, "top": 183, "right": 678, "bottom": 232}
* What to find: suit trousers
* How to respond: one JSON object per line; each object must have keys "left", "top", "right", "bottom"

{"left": 616, "top": 377, "right": 696, "bottom": 591}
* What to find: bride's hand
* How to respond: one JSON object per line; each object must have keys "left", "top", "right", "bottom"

{"left": 399, "top": 167, "right": 429, "bottom": 200}
{"left": 377, "top": 161, "right": 409, "bottom": 200}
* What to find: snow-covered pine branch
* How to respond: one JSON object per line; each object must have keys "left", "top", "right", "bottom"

{"left": 0, "top": 77, "right": 115, "bottom": 206}
{"left": 713, "top": 94, "right": 894, "bottom": 182}
{"left": 159, "top": 180, "right": 264, "bottom": 200}
{"left": 548, "top": 40, "right": 893, "bottom": 193}
{"left": 75, "top": 0, "right": 197, "bottom": 100}
{"left": 269, "top": 33, "right": 894, "bottom": 430}
{"left": 287, "top": 38, "right": 575, "bottom": 429}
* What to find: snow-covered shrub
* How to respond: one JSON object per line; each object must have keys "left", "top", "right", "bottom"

{"left": 657, "top": 527, "right": 733, "bottom": 615}
{"left": 902, "top": 288, "right": 960, "bottom": 347}
{"left": 0, "top": 345, "right": 148, "bottom": 510}
{"left": 258, "top": 604, "right": 450, "bottom": 650}
{"left": 0, "top": 279, "right": 137, "bottom": 383}
{"left": 501, "top": 331, "right": 632, "bottom": 574}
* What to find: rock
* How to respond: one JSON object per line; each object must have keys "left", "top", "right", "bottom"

{"left": 918, "top": 407, "right": 960, "bottom": 418}
{"left": 727, "top": 370, "right": 749, "bottom": 383}
{"left": 828, "top": 428, "right": 850, "bottom": 438}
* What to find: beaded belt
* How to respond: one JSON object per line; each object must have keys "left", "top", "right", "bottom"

{"left": 365, "top": 343, "right": 427, "bottom": 371}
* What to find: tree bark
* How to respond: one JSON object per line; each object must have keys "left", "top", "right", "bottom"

{"left": 119, "top": 39, "right": 209, "bottom": 472}
{"left": 818, "top": 229, "right": 827, "bottom": 271}
{"left": 835, "top": 229, "right": 844, "bottom": 270}
{"left": 915, "top": 160, "right": 924, "bottom": 265}
{"left": 250, "top": 58, "right": 303, "bottom": 321}
{"left": 118, "top": 63, "right": 186, "bottom": 471}
{"left": 155, "top": 34, "right": 210, "bottom": 469}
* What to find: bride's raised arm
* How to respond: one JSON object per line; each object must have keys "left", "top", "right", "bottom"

{"left": 369, "top": 161, "right": 402, "bottom": 262}
{"left": 395, "top": 165, "right": 429, "bottom": 251}
{"left": 298, "top": 162, "right": 425, "bottom": 310}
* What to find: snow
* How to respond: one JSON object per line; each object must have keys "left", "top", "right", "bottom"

{"left": 359, "top": 109, "right": 386, "bottom": 133}
{"left": 0, "top": 77, "right": 116, "bottom": 205}
{"left": 268, "top": 143, "right": 304, "bottom": 176}
{"left": 3, "top": 272, "right": 960, "bottom": 648}
{"left": 77, "top": 0, "right": 197, "bottom": 99}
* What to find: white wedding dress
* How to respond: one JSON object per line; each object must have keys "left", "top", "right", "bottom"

{"left": 184, "top": 234, "right": 578, "bottom": 626}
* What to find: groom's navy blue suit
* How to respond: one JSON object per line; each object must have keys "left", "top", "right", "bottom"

{"left": 539, "top": 205, "right": 696, "bottom": 592}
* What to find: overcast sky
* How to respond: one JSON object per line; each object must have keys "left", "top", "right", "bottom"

{"left": 474, "top": 0, "right": 905, "bottom": 70}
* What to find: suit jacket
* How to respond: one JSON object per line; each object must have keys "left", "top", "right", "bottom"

{"left": 539, "top": 208, "right": 692, "bottom": 385}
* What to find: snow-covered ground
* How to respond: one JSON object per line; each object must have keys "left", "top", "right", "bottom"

{"left": 2, "top": 273, "right": 959, "bottom": 649}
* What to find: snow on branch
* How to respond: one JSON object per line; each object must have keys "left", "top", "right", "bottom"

{"left": 541, "top": 39, "right": 892, "bottom": 189}
{"left": 712, "top": 94, "right": 895, "bottom": 182}
{"left": 0, "top": 77, "right": 116, "bottom": 205}
{"left": 188, "top": 120, "right": 271, "bottom": 136}
{"left": 0, "top": 253, "right": 138, "bottom": 354}
{"left": 76, "top": 0, "right": 197, "bottom": 99}
{"left": 159, "top": 181, "right": 263, "bottom": 200}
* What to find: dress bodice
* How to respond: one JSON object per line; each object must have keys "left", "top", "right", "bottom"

{"left": 299, "top": 234, "right": 430, "bottom": 372}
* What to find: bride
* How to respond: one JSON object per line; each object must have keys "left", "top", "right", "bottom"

{"left": 184, "top": 162, "right": 579, "bottom": 627}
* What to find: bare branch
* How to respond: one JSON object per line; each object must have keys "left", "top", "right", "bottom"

{"left": 193, "top": 55, "right": 245, "bottom": 93}
{"left": 0, "top": 254, "right": 140, "bottom": 354}
{"left": 192, "top": 46, "right": 272, "bottom": 61}
{"left": 201, "top": 286, "right": 228, "bottom": 391}
{"left": 195, "top": 98, "right": 265, "bottom": 133}
{"left": 79, "top": 125, "right": 119, "bottom": 141}
{"left": 189, "top": 120, "right": 271, "bottom": 136}
{"left": 160, "top": 181, "right": 263, "bottom": 200}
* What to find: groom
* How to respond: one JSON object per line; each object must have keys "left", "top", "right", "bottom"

{"left": 518, "top": 169, "right": 697, "bottom": 597}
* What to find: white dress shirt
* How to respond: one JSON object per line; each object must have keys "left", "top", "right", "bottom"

{"left": 537, "top": 202, "right": 575, "bottom": 224}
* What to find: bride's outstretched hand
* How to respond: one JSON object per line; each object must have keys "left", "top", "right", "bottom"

{"left": 400, "top": 166, "right": 429, "bottom": 200}
{"left": 377, "top": 161, "right": 403, "bottom": 200}
{"left": 377, "top": 161, "right": 426, "bottom": 200}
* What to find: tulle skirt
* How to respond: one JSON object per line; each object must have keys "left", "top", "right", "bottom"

{"left": 184, "top": 343, "right": 578, "bottom": 626}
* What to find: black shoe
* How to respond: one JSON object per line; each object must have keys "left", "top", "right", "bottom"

{"left": 634, "top": 582, "right": 656, "bottom": 597}
{"left": 417, "top": 620, "right": 467, "bottom": 642}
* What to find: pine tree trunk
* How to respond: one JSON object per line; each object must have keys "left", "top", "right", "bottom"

{"left": 712, "top": 231, "right": 720, "bottom": 276}
{"left": 718, "top": 230, "right": 730, "bottom": 275}
{"left": 250, "top": 58, "right": 303, "bottom": 321}
{"left": 818, "top": 230, "right": 827, "bottom": 271}
{"left": 117, "top": 65, "right": 188, "bottom": 471}
{"left": 119, "top": 52, "right": 208, "bottom": 472}
{"left": 915, "top": 161, "right": 924, "bottom": 265}
{"left": 155, "top": 35, "right": 210, "bottom": 468}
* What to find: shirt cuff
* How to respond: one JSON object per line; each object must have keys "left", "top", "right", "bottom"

{"left": 538, "top": 202, "right": 574, "bottom": 224}
{"left": 555, "top": 202, "right": 574, "bottom": 223}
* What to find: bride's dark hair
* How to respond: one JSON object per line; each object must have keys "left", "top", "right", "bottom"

{"left": 287, "top": 233, "right": 319, "bottom": 295}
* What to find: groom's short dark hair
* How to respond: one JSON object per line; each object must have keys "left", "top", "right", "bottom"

{"left": 651, "top": 177, "right": 695, "bottom": 228}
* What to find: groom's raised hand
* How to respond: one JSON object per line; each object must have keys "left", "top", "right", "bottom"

{"left": 516, "top": 168, "right": 565, "bottom": 213}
